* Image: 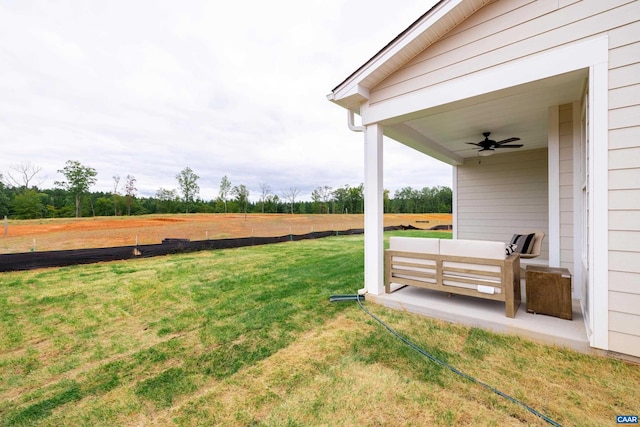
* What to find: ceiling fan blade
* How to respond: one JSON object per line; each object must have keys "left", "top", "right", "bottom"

{"left": 466, "top": 142, "right": 482, "bottom": 146}
{"left": 495, "top": 144, "right": 523, "bottom": 148}
{"left": 495, "top": 137, "right": 521, "bottom": 145}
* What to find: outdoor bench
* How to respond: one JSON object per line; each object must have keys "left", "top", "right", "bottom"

{"left": 385, "top": 237, "right": 521, "bottom": 318}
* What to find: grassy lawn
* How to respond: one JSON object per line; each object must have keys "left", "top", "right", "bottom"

{"left": 0, "top": 231, "right": 638, "bottom": 426}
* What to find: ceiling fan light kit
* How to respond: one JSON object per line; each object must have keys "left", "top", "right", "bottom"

{"left": 466, "top": 132, "right": 523, "bottom": 155}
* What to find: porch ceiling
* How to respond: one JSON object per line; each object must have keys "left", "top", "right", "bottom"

{"left": 385, "top": 69, "right": 588, "bottom": 165}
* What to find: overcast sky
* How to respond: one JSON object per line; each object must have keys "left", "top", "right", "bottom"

{"left": 0, "top": 0, "right": 450, "bottom": 202}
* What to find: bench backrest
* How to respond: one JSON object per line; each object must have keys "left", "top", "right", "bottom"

{"left": 439, "top": 239, "right": 505, "bottom": 259}
{"left": 439, "top": 239, "right": 506, "bottom": 291}
{"left": 389, "top": 236, "right": 440, "bottom": 253}
{"left": 387, "top": 237, "right": 510, "bottom": 295}
{"left": 388, "top": 237, "right": 440, "bottom": 284}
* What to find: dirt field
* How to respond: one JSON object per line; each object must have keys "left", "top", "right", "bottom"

{"left": 0, "top": 213, "right": 452, "bottom": 254}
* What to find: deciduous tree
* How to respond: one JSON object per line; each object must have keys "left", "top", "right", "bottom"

{"left": 112, "top": 175, "right": 120, "bottom": 216}
{"left": 259, "top": 182, "right": 271, "bottom": 214}
{"left": 282, "top": 187, "right": 300, "bottom": 214}
{"left": 12, "top": 189, "right": 45, "bottom": 219}
{"left": 218, "top": 175, "right": 231, "bottom": 213}
{"left": 55, "top": 160, "right": 98, "bottom": 218}
{"left": 265, "top": 194, "right": 279, "bottom": 213}
{"left": 176, "top": 167, "right": 199, "bottom": 213}
{"left": 347, "top": 184, "right": 364, "bottom": 214}
{"left": 0, "top": 175, "right": 9, "bottom": 217}
{"left": 394, "top": 187, "right": 418, "bottom": 213}
{"left": 311, "top": 186, "right": 332, "bottom": 214}
{"left": 231, "top": 184, "right": 250, "bottom": 218}
{"left": 6, "top": 161, "right": 44, "bottom": 190}
{"left": 155, "top": 187, "right": 180, "bottom": 213}
{"left": 124, "top": 175, "right": 137, "bottom": 216}
{"left": 332, "top": 186, "right": 349, "bottom": 214}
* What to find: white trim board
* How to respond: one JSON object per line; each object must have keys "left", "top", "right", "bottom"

{"left": 362, "top": 36, "right": 609, "bottom": 126}
{"left": 589, "top": 60, "right": 609, "bottom": 351}
{"left": 331, "top": 0, "right": 470, "bottom": 103}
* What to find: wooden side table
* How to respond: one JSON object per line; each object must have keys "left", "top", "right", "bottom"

{"left": 525, "top": 265, "right": 573, "bottom": 320}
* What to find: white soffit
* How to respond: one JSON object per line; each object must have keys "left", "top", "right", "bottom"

{"left": 390, "top": 68, "right": 588, "bottom": 164}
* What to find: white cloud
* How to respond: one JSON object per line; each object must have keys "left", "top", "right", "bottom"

{"left": 0, "top": 0, "right": 449, "bottom": 202}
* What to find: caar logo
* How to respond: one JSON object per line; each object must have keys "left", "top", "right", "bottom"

{"left": 617, "top": 415, "right": 639, "bottom": 424}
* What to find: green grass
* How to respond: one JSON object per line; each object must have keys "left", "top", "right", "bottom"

{"left": 0, "top": 230, "right": 638, "bottom": 426}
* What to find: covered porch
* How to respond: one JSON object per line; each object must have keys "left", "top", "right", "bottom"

{"left": 354, "top": 65, "right": 601, "bottom": 349}
{"left": 346, "top": 63, "right": 599, "bottom": 349}
{"left": 328, "top": 15, "right": 609, "bottom": 352}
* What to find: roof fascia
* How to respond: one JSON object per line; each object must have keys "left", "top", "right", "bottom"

{"left": 328, "top": 0, "right": 463, "bottom": 110}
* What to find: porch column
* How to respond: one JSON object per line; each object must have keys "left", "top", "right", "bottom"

{"left": 548, "top": 106, "right": 561, "bottom": 267}
{"left": 363, "top": 123, "right": 384, "bottom": 295}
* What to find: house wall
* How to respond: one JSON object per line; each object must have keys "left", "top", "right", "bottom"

{"left": 455, "top": 148, "right": 549, "bottom": 258}
{"left": 607, "top": 15, "right": 640, "bottom": 358}
{"left": 368, "top": 0, "right": 638, "bottom": 106}
{"left": 370, "top": 0, "right": 640, "bottom": 359}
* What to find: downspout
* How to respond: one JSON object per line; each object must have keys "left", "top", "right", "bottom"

{"left": 348, "top": 110, "right": 365, "bottom": 132}
{"left": 347, "top": 109, "right": 367, "bottom": 295}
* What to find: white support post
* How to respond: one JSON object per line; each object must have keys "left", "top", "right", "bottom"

{"left": 452, "top": 167, "right": 458, "bottom": 239}
{"left": 548, "top": 106, "right": 560, "bottom": 267}
{"left": 363, "top": 123, "right": 384, "bottom": 295}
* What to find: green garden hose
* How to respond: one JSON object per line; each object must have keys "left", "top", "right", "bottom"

{"left": 330, "top": 294, "right": 562, "bottom": 427}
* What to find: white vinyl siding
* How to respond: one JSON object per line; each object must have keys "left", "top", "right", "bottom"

{"left": 608, "top": 16, "right": 640, "bottom": 356}
{"left": 455, "top": 148, "right": 549, "bottom": 257}
{"left": 369, "top": 0, "right": 638, "bottom": 105}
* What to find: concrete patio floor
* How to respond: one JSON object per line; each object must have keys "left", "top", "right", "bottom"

{"left": 368, "top": 281, "right": 590, "bottom": 353}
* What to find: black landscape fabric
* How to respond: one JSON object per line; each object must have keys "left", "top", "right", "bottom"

{"left": 0, "top": 225, "right": 424, "bottom": 272}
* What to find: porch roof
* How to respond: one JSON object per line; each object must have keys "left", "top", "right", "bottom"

{"left": 327, "top": 0, "right": 588, "bottom": 166}
{"left": 329, "top": 0, "right": 476, "bottom": 110}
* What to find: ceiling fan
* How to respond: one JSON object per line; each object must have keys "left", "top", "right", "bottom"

{"left": 466, "top": 132, "right": 523, "bottom": 156}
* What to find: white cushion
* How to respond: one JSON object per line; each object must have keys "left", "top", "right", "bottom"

{"left": 440, "top": 239, "right": 505, "bottom": 259}
{"left": 389, "top": 237, "right": 440, "bottom": 253}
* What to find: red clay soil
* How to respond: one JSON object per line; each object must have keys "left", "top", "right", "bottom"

{"left": 0, "top": 213, "right": 452, "bottom": 254}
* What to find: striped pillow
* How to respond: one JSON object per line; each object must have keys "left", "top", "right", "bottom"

{"left": 510, "top": 233, "right": 535, "bottom": 254}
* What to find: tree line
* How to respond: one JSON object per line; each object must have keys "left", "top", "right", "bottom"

{"left": 0, "top": 161, "right": 452, "bottom": 219}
